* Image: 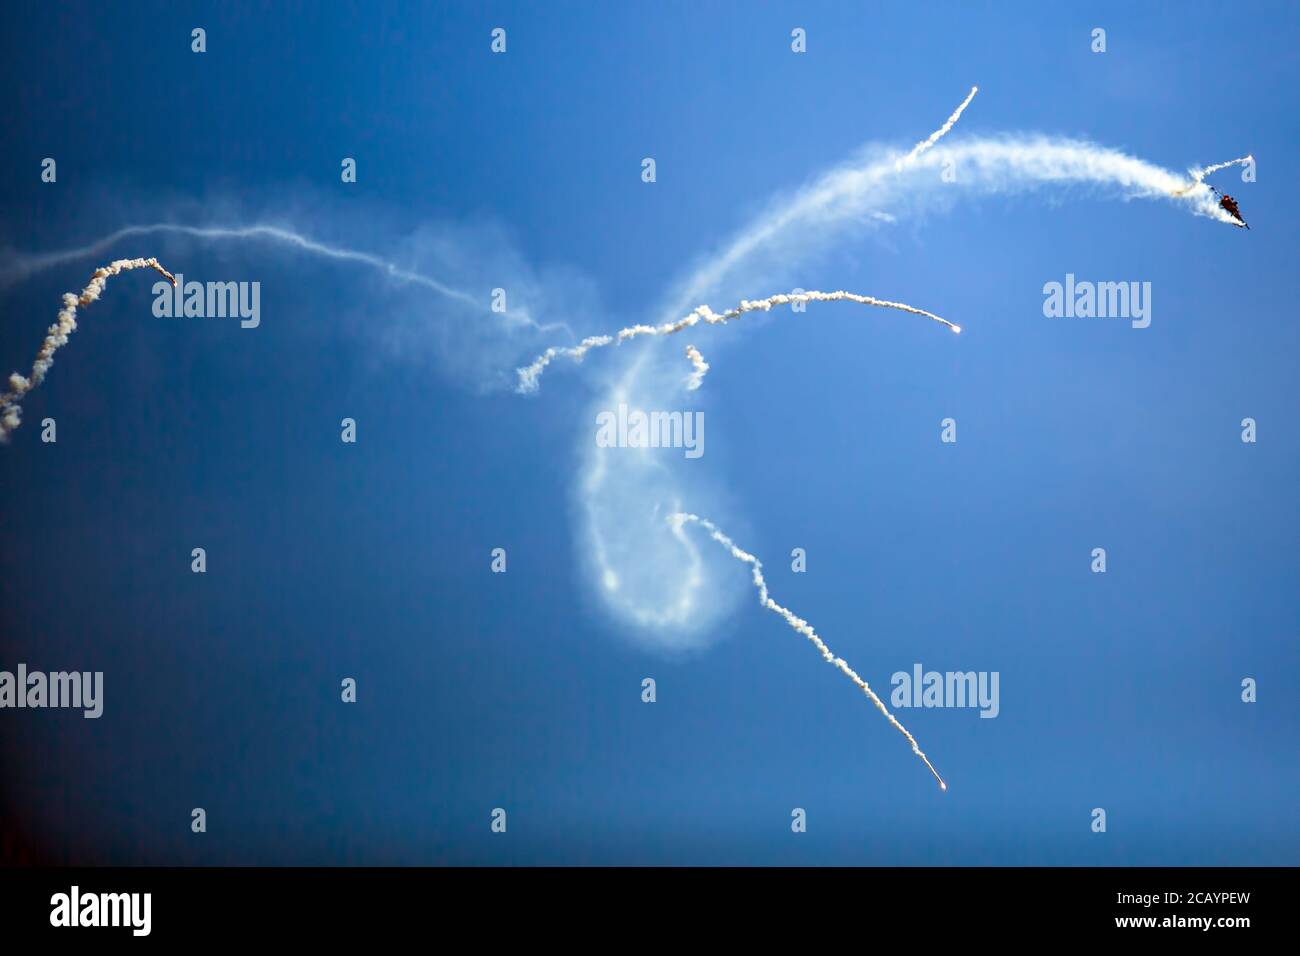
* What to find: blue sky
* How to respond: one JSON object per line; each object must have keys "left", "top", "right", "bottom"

{"left": 0, "top": 1, "right": 1296, "bottom": 864}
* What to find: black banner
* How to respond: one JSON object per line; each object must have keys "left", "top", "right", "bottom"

{"left": 0, "top": 866, "right": 1283, "bottom": 941}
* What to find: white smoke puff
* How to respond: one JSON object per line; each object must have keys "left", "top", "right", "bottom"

{"left": 683, "top": 344, "right": 709, "bottom": 391}
{"left": 0, "top": 257, "right": 175, "bottom": 442}
{"left": 670, "top": 511, "right": 947, "bottom": 790}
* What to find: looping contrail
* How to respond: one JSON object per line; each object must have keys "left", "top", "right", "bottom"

{"left": 0, "top": 257, "right": 175, "bottom": 441}
{"left": 669, "top": 512, "right": 947, "bottom": 791}
{"left": 516, "top": 289, "right": 958, "bottom": 394}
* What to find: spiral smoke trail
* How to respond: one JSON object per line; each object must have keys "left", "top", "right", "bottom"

{"left": 0, "top": 257, "right": 175, "bottom": 441}
{"left": 669, "top": 511, "right": 947, "bottom": 790}
{"left": 516, "top": 289, "right": 958, "bottom": 394}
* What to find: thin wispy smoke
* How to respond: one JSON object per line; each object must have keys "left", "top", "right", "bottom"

{"left": 683, "top": 344, "right": 709, "bottom": 391}
{"left": 669, "top": 512, "right": 946, "bottom": 790}
{"left": 0, "top": 258, "right": 175, "bottom": 440}
{"left": 1, "top": 222, "right": 568, "bottom": 335}
{"left": 516, "top": 289, "right": 958, "bottom": 394}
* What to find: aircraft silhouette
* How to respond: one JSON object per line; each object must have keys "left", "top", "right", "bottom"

{"left": 1209, "top": 185, "right": 1249, "bottom": 229}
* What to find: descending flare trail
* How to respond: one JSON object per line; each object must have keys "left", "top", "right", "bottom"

{"left": 669, "top": 512, "right": 948, "bottom": 791}
{"left": 0, "top": 257, "right": 175, "bottom": 441}
{"left": 517, "top": 289, "right": 959, "bottom": 394}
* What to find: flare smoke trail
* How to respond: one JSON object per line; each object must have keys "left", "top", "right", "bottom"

{"left": 895, "top": 85, "right": 979, "bottom": 171}
{"left": 669, "top": 512, "right": 946, "bottom": 790}
{"left": 683, "top": 344, "right": 709, "bottom": 391}
{"left": 0, "top": 258, "right": 175, "bottom": 441}
{"left": 517, "top": 289, "right": 958, "bottom": 394}
{"left": 1172, "top": 154, "right": 1254, "bottom": 197}
{"left": 1191, "top": 154, "right": 1254, "bottom": 183}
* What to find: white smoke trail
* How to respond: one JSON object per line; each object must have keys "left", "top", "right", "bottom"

{"left": 669, "top": 512, "right": 946, "bottom": 790}
{"left": 1, "top": 222, "right": 569, "bottom": 335}
{"left": 683, "top": 344, "right": 709, "bottom": 391}
{"left": 517, "top": 289, "right": 957, "bottom": 394}
{"left": 0, "top": 257, "right": 175, "bottom": 441}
